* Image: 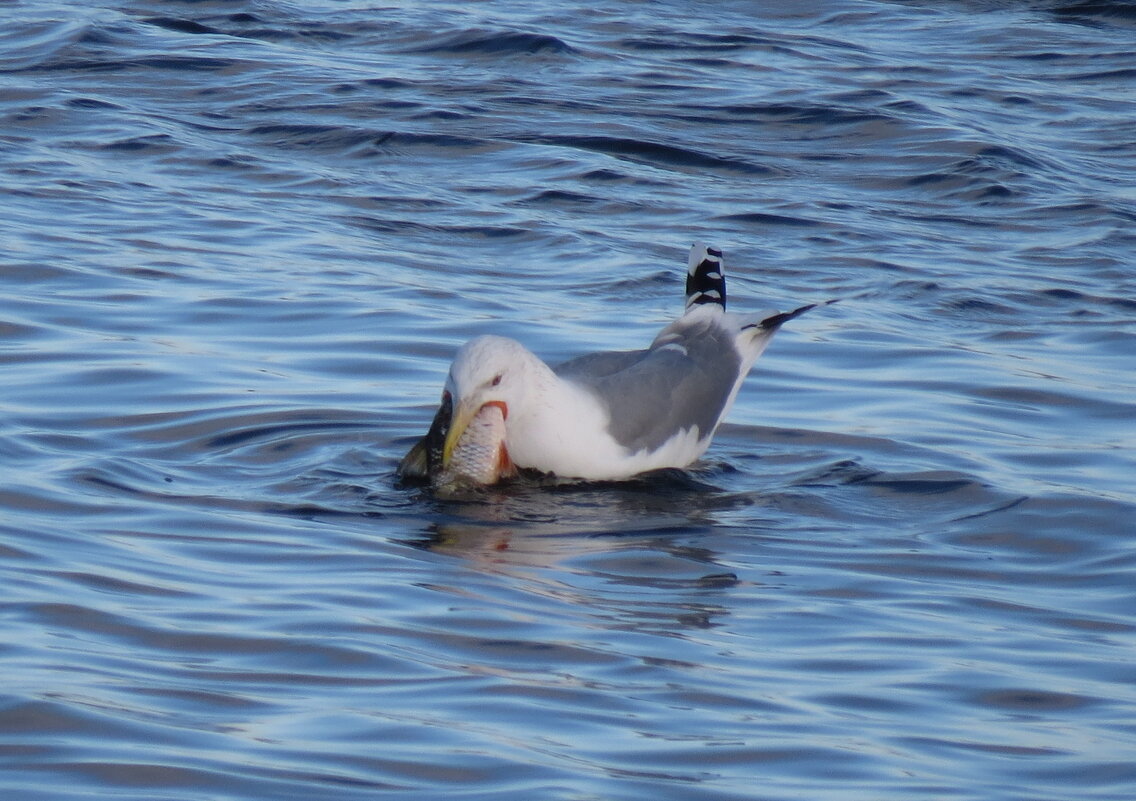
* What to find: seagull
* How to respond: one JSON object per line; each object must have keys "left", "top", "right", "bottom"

{"left": 398, "top": 244, "right": 823, "bottom": 484}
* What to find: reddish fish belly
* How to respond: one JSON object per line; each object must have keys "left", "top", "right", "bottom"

{"left": 435, "top": 402, "right": 515, "bottom": 488}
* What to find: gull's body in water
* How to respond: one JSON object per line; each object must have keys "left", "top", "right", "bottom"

{"left": 399, "top": 244, "right": 824, "bottom": 488}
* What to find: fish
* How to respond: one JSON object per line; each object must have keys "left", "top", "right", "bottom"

{"left": 435, "top": 401, "right": 515, "bottom": 488}
{"left": 397, "top": 395, "right": 516, "bottom": 489}
{"left": 397, "top": 391, "right": 452, "bottom": 480}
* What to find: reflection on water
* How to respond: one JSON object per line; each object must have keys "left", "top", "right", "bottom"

{"left": 404, "top": 471, "right": 740, "bottom": 580}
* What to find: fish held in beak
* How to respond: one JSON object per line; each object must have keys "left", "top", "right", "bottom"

{"left": 437, "top": 400, "right": 515, "bottom": 488}
{"left": 396, "top": 391, "right": 452, "bottom": 480}
{"left": 397, "top": 394, "right": 515, "bottom": 489}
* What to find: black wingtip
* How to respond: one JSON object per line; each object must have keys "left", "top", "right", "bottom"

{"left": 685, "top": 244, "right": 727, "bottom": 309}
{"left": 743, "top": 299, "right": 839, "bottom": 332}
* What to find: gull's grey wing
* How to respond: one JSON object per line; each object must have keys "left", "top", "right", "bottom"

{"left": 554, "top": 316, "right": 741, "bottom": 454}
{"left": 554, "top": 349, "right": 650, "bottom": 381}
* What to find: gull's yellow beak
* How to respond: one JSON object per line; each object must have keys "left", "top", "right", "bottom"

{"left": 441, "top": 397, "right": 480, "bottom": 468}
{"left": 441, "top": 399, "right": 509, "bottom": 468}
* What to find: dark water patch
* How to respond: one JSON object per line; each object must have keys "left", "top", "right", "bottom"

{"left": 18, "top": 54, "right": 245, "bottom": 75}
{"left": 512, "top": 188, "right": 604, "bottom": 207}
{"left": 346, "top": 214, "right": 531, "bottom": 240}
{"left": 617, "top": 31, "right": 784, "bottom": 53}
{"left": 574, "top": 269, "right": 674, "bottom": 300}
{"left": 204, "top": 418, "right": 374, "bottom": 453}
{"left": 140, "top": 14, "right": 360, "bottom": 45}
{"left": 975, "top": 143, "right": 1051, "bottom": 172}
{"left": 64, "top": 96, "right": 123, "bottom": 111}
{"left": 715, "top": 211, "right": 821, "bottom": 227}
{"left": 966, "top": 383, "right": 1124, "bottom": 416}
{"left": 142, "top": 17, "right": 222, "bottom": 37}
{"left": 786, "top": 460, "right": 1020, "bottom": 529}
{"left": 0, "top": 318, "right": 43, "bottom": 340}
{"left": 900, "top": 734, "right": 1068, "bottom": 759}
{"left": 0, "top": 19, "right": 91, "bottom": 72}
{"left": 139, "top": 11, "right": 364, "bottom": 44}
{"left": 1040, "top": 287, "right": 1085, "bottom": 302}
{"left": 898, "top": 145, "right": 1057, "bottom": 202}
{"left": 98, "top": 134, "right": 178, "bottom": 154}
{"left": 77, "top": 405, "right": 377, "bottom": 461}
{"left": 891, "top": 209, "right": 1018, "bottom": 229}
{"left": 971, "top": 687, "right": 1098, "bottom": 714}
{"left": 1053, "top": 1, "right": 1136, "bottom": 27}
{"left": 353, "top": 77, "right": 419, "bottom": 91}
{"left": 508, "top": 188, "right": 645, "bottom": 217}
{"left": 676, "top": 57, "right": 739, "bottom": 69}
{"left": 247, "top": 124, "right": 502, "bottom": 159}
{"left": 907, "top": 173, "right": 1018, "bottom": 202}
{"left": 74, "top": 463, "right": 383, "bottom": 528}
{"left": 490, "top": 92, "right": 607, "bottom": 116}
{"left": 247, "top": 123, "right": 390, "bottom": 153}
{"left": 46, "top": 570, "right": 197, "bottom": 599}
{"left": 372, "top": 131, "right": 506, "bottom": 154}
{"left": 575, "top": 167, "right": 669, "bottom": 190}
{"left": 405, "top": 29, "right": 578, "bottom": 57}
{"left": 790, "top": 458, "right": 883, "bottom": 488}
{"left": 852, "top": 470, "right": 980, "bottom": 496}
{"left": 24, "top": 601, "right": 405, "bottom": 673}
{"left": 515, "top": 134, "right": 779, "bottom": 176}
{"left": 0, "top": 698, "right": 158, "bottom": 743}
{"left": 938, "top": 295, "right": 1018, "bottom": 318}
{"left": 943, "top": 493, "right": 1136, "bottom": 558}
{"left": 1062, "top": 65, "right": 1136, "bottom": 81}
{"left": 406, "top": 108, "right": 465, "bottom": 122}
{"left": 717, "top": 101, "right": 896, "bottom": 128}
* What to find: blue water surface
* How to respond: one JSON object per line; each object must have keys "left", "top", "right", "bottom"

{"left": 2, "top": 1, "right": 1135, "bottom": 799}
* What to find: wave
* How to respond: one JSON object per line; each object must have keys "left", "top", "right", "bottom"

{"left": 515, "top": 133, "right": 780, "bottom": 176}
{"left": 402, "top": 29, "right": 578, "bottom": 57}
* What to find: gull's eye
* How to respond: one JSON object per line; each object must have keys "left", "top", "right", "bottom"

{"left": 491, "top": 373, "right": 502, "bottom": 387}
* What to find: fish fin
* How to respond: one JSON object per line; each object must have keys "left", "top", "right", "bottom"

{"left": 397, "top": 392, "right": 453, "bottom": 481}
{"left": 497, "top": 443, "right": 518, "bottom": 480}
{"left": 396, "top": 437, "right": 430, "bottom": 480}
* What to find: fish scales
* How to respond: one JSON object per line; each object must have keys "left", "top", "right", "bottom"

{"left": 436, "top": 403, "right": 509, "bottom": 488}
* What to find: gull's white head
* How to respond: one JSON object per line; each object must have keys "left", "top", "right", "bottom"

{"left": 441, "top": 335, "right": 535, "bottom": 467}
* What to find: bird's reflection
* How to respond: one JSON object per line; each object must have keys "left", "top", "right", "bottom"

{"left": 402, "top": 468, "right": 750, "bottom": 594}
{"left": 406, "top": 468, "right": 715, "bottom": 540}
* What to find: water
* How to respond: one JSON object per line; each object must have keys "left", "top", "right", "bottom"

{"left": 2, "top": 1, "right": 1135, "bottom": 799}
